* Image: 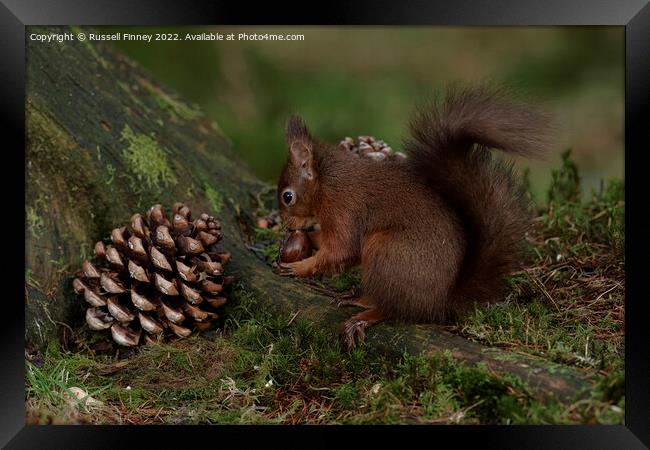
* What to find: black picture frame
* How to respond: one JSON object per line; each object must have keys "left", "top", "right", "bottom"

{"left": 5, "top": 1, "right": 649, "bottom": 448}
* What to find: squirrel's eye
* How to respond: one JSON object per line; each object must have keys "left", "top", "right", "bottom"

{"left": 282, "top": 190, "right": 295, "bottom": 206}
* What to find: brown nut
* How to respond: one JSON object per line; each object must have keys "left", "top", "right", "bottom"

{"left": 279, "top": 230, "right": 312, "bottom": 263}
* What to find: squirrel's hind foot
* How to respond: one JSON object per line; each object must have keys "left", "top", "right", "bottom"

{"left": 342, "top": 319, "right": 367, "bottom": 351}
{"left": 340, "top": 308, "right": 384, "bottom": 352}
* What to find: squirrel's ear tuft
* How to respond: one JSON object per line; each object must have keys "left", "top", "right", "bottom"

{"left": 289, "top": 140, "right": 313, "bottom": 178}
{"left": 286, "top": 115, "right": 314, "bottom": 178}
{"left": 285, "top": 115, "right": 311, "bottom": 145}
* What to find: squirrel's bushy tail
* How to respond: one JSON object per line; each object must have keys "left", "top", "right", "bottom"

{"left": 405, "top": 85, "right": 552, "bottom": 319}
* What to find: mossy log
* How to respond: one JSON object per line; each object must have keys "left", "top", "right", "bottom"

{"left": 26, "top": 26, "right": 587, "bottom": 401}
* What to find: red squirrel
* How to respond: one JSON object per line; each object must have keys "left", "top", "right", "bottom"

{"left": 276, "top": 86, "right": 551, "bottom": 350}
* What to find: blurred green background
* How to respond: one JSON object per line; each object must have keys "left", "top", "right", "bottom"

{"left": 103, "top": 26, "right": 623, "bottom": 201}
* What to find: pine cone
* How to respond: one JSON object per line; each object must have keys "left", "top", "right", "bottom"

{"left": 339, "top": 135, "right": 406, "bottom": 161}
{"left": 74, "top": 202, "right": 234, "bottom": 347}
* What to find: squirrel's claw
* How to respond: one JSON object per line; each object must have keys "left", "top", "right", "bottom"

{"left": 275, "top": 257, "right": 318, "bottom": 278}
{"left": 275, "top": 262, "right": 297, "bottom": 277}
{"left": 331, "top": 297, "right": 354, "bottom": 309}
{"left": 341, "top": 319, "right": 368, "bottom": 351}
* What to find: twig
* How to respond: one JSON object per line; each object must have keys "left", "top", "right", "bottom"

{"left": 525, "top": 271, "right": 559, "bottom": 311}
{"left": 287, "top": 310, "right": 300, "bottom": 326}
{"left": 573, "top": 284, "right": 621, "bottom": 311}
{"left": 593, "top": 284, "right": 620, "bottom": 302}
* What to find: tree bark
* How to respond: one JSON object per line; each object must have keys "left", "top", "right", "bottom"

{"left": 25, "top": 26, "right": 587, "bottom": 400}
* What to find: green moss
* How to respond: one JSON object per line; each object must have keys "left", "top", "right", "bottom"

{"left": 420, "top": 384, "right": 459, "bottom": 418}
{"left": 250, "top": 224, "right": 282, "bottom": 263}
{"left": 25, "top": 268, "right": 41, "bottom": 289}
{"left": 258, "top": 242, "right": 280, "bottom": 262}
{"left": 104, "top": 163, "right": 116, "bottom": 185}
{"left": 120, "top": 124, "right": 177, "bottom": 190}
{"left": 28, "top": 280, "right": 622, "bottom": 425}
{"left": 26, "top": 192, "right": 48, "bottom": 239}
{"left": 305, "top": 267, "right": 363, "bottom": 295}
{"left": 334, "top": 383, "right": 361, "bottom": 409}
{"left": 329, "top": 268, "right": 362, "bottom": 292}
{"left": 204, "top": 184, "right": 224, "bottom": 214}
{"left": 26, "top": 206, "right": 45, "bottom": 239}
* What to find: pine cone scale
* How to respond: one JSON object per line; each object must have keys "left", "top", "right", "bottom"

{"left": 100, "top": 272, "right": 126, "bottom": 294}
{"left": 150, "top": 246, "right": 173, "bottom": 272}
{"left": 86, "top": 307, "right": 114, "bottom": 330}
{"left": 111, "top": 323, "right": 141, "bottom": 347}
{"left": 84, "top": 287, "right": 106, "bottom": 307}
{"left": 106, "top": 296, "right": 135, "bottom": 323}
{"left": 176, "top": 260, "right": 199, "bottom": 282}
{"left": 82, "top": 260, "right": 101, "bottom": 278}
{"left": 131, "top": 288, "right": 157, "bottom": 311}
{"left": 105, "top": 246, "right": 125, "bottom": 269}
{"left": 161, "top": 299, "right": 185, "bottom": 324}
{"left": 127, "top": 260, "right": 150, "bottom": 283}
{"left": 154, "top": 273, "right": 179, "bottom": 296}
{"left": 138, "top": 312, "right": 164, "bottom": 335}
{"left": 178, "top": 281, "right": 202, "bottom": 304}
{"left": 127, "top": 236, "right": 147, "bottom": 259}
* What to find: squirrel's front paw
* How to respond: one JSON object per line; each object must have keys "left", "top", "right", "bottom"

{"left": 275, "top": 258, "right": 317, "bottom": 278}
{"left": 275, "top": 261, "right": 297, "bottom": 277}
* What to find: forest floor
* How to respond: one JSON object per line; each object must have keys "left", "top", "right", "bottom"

{"left": 25, "top": 151, "right": 625, "bottom": 424}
